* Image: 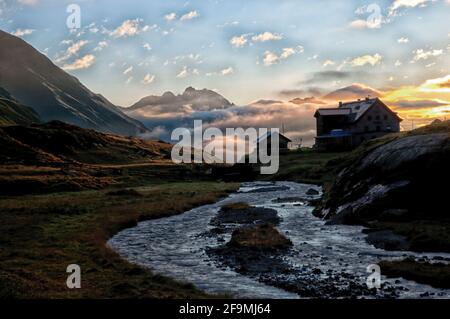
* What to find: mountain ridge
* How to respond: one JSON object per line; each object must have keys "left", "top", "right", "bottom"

{"left": 0, "top": 30, "right": 148, "bottom": 136}
{"left": 0, "top": 86, "right": 41, "bottom": 125}
{"left": 126, "top": 86, "right": 234, "bottom": 114}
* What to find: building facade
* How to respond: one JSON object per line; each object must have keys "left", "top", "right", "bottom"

{"left": 314, "top": 98, "right": 402, "bottom": 151}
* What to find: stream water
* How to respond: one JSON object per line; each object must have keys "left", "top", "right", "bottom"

{"left": 108, "top": 182, "right": 450, "bottom": 298}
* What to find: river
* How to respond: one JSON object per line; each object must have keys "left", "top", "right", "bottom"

{"left": 108, "top": 181, "right": 450, "bottom": 298}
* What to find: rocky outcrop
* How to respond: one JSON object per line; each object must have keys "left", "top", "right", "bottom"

{"left": 319, "top": 130, "right": 450, "bottom": 225}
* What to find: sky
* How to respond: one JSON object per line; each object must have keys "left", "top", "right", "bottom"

{"left": 1, "top": 0, "right": 449, "bottom": 144}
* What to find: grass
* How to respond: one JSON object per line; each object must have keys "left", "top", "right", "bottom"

{"left": 220, "top": 202, "right": 251, "bottom": 212}
{"left": 260, "top": 148, "right": 346, "bottom": 186}
{"left": 0, "top": 181, "right": 238, "bottom": 298}
{"left": 380, "top": 259, "right": 450, "bottom": 289}
{"left": 228, "top": 223, "right": 292, "bottom": 250}
{"left": 371, "top": 220, "right": 450, "bottom": 253}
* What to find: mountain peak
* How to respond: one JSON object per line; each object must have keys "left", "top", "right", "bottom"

{"left": 184, "top": 86, "right": 196, "bottom": 94}
{"left": 128, "top": 87, "right": 234, "bottom": 113}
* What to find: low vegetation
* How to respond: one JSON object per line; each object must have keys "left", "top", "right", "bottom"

{"left": 0, "top": 181, "right": 238, "bottom": 298}
{"left": 262, "top": 148, "right": 345, "bottom": 186}
{"left": 228, "top": 224, "right": 292, "bottom": 250}
{"left": 380, "top": 259, "right": 450, "bottom": 289}
{"left": 220, "top": 202, "right": 251, "bottom": 212}
{"left": 373, "top": 220, "right": 450, "bottom": 253}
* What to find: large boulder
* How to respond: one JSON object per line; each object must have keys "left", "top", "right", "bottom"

{"left": 320, "top": 132, "right": 450, "bottom": 224}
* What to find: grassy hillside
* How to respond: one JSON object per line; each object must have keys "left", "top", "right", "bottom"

{"left": 0, "top": 121, "right": 186, "bottom": 195}
{"left": 0, "top": 87, "right": 40, "bottom": 126}
{"left": 0, "top": 121, "right": 171, "bottom": 166}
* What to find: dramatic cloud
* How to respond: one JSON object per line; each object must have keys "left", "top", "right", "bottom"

{"left": 419, "top": 75, "right": 450, "bottom": 92}
{"left": 411, "top": 48, "right": 443, "bottom": 62}
{"left": 350, "top": 53, "right": 382, "bottom": 67}
{"left": 180, "top": 11, "right": 199, "bottom": 21}
{"left": 56, "top": 40, "right": 89, "bottom": 62}
{"left": 290, "top": 97, "right": 326, "bottom": 105}
{"left": 62, "top": 54, "right": 95, "bottom": 71}
{"left": 142, "top": 73, "right": 156, "bottom": 85}
{"left": 323, "top": 83, "right": 383, "bottom": 101}
{"left": 11, "top": 28, "right": 35, "bottom": 37}
{"left": 300, "top": 71, "right": 367, "bottom": 85}
{"left": 390, "top": 100, "right": 449, "bottom": 109}
{"left": 252, "top": 32, "right": 283, "bottom": 42}
{"left": 278, "top": 87, "right": 325, "bottom": 98}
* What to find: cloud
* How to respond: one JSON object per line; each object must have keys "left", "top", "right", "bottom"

{"left": 397, "top": 37, "right": 409, "bottom": 43}
{"left": 180, "top": 11, "right": 199, "bottom": 21}
{"left": 419, "top": 75, "right": 450, "bottom": 92}
{"left": 164, "top": 13, "right": 177, "bottom": 21}
{"left": 411, "top": 48, "right": 443, "bottom": 62}
{"left": 176, "top": 66, "right": 189, "bottom": 78}
{"left": 143, "top": 42, "right": 152, "bottom": 51}
{"left": 263, "top": 47, "right": 303, "bottom": 66}
{"left": 289, "top": 97, "right": 326, "bottom": 105}
{"left": 111, "top": 19, "right": 150, "bottom": 38}
{"left": 17, "top": 0, "right": 38, "bottom": 5}
{"left": 350, "top": 53, "right": 382, "bottom": 67}
{"left": 94, "top": 41, "right": 108, "bottom": 52}
{"left": 176, "top": 66, "right": 199, "bottom": 78}
{"left": 230, "top": 34, "right": 248, "bottom": 48}
{"left": 62, "top": 54, "right": 95, "bottom": 71}
{"left": 390, "top": 100, "right": 449, "bottom": 109}
{"left": 389, "top": 0, "right": 431, "bottom": 16}
{"left": 251, "top": 32, "right": 283, "bottom": 42}
{"left": 205, "top": 67, "right": 235, "bottom": 77}
{"left": 142, "top": 73, "right": 155, "bottom": 84}
{"left": 349, "top": 18, "right": 383, "bottom": 29}
{"left": 221, "top": 67, "right": 234, "bottom": 76}
{"left": 11, "top": 28, "right": 35, "bottom": 37}
{"left": 299, "top": 71, "right": 367, "bottom": 85}
{"left": 123, "top": 66, "right": 133, "bottom": 75}
{"left": 322, "top": 60, "right": 335, "bottom": 67}
{"left": 56, "top": 40, "right": 89, "bottom": 62}
{"left": 131, "top": 99, "right": 320, "bottom": 146}
{"left": 278, "top": 87, "right": 325, "bottom": 98}
{"left": 323, "top": 83, "right": 383, "bottom": 101}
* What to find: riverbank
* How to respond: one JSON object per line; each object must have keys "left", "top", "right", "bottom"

{"left": 109, "top": 181, "right": 450, "bottom": 298}
{"left": 0, "top": 181, "right": 238, "bottom": 298}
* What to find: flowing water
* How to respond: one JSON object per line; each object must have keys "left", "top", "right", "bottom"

{"left": 108, "top": 182, "right": 450, "bottom": 298}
